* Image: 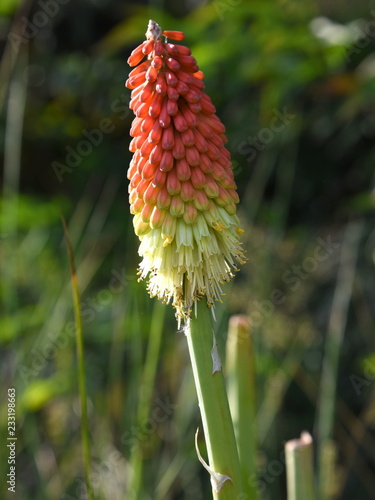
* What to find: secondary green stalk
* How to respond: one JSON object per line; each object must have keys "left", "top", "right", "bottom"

{"left": 226, "top": 316, "right": 259, "bottom": 500}
{"left": 317, "top": 221, "right": 363, "bottom": 499}
{"left": 128, "top": 300, "right": 166, "bottom": 498}
{"left": 62, "top": 216, "right": 94, "bottom": 500}
{"left": 186, "top": 300, "right": 244, "bottom": 499}
{"left": 285, "top": 432, "right": 315, "bottom": 500}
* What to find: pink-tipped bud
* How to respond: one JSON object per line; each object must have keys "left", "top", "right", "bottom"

{"left": 203, "top": 175, "right": 219, "bottom": 198}
{"left": 128, "top": 61, "right": 150, "bottom": 79}
{"left": 127, "top": 42, "right": 146, "bottom": 66}
{"left": 173, "top": 112, "right": 188, "bottom": 132}
{"left": 185, "top": 146, "right": 200, "bottom": 166}
{"left": 139, "top": 82, "right": 154, "bottom": 102}
{"left": 165, "top": 70, "right": 178, "bottom": 86}
{"left": 148, "top": 119, "right": 163, "bottom": 144}
{"left": 141, "top": 115, "right": 155, "bottom": 133}
{"left": 149, "top": 144, "right": 163, "bottom": 165}
{"left": 170, "top": 195, "right": 184, "bottom": 217}
{"left": 157, "top": 186, "right": 171, "bottom": 209}
{"left": 162, "top": 30, "right": 185, "bottom": 41}
{"left": 130, "top": 117, "right": 143, "bottom": 137}
{"left": 167, "top": 86, "right": 179, "bottom": 101}
{"left": 140, "top": 139, "right": 154, "bottom": 157}
{"left": 136, "top": 178, "right": 151, "bottom": 198}
{"left": 153, "top": 168, "right": 167, "bottom": 188}
{"left": 190, "top": 166, "right": 206, "bottom": 189}
{"left": 167, "top": 99, "right": 178, "bottom": 116}
{"left": 155, "top": 74, "right": 167, "bottom": 95}
{"left": 159, "top": 98, "right": 171, "bottom": 128}
{"left": 192, "top": 128, "right": 208, "bottom": 152}
{"left": 164, "top": 43, "right": 191, "bottom": 56}
{"left": 193, "top": 189, "right": 209, "bottom": 211}
{"left": 179, "top": 103, "right": 198, "bottom": 127}
{"left": 172, "top": 132, "right": 185, "bottom": 159}
{"left": 160, "top": 150, "right": 174, "bottom": 172}
{"left": 161, "top": 126, "right": 175, "bottom": 150}
{"left": 141, "top": 202, "right": 154, "bottom": 223}
{"left": 154, "top": 40, "right": 163, "bottom": 56}
{"left": 126, "top": 71, "right": 147, "bottom": 89}
{"left": 165, "top": 57, "right": 180, "bottom": 71}
{"left": 150, "top": 206, "right": 166, "bottom": 229}
{"left": 142, "top": 39, "right": 155, "bottom": 55}
{"left": 151, "top": 55, "right": 163, "bottom": 69}
{"left": 180, "top": 180, "right": 195, "bottom": 201}
{"left": 149, "top": 93, "right": 163, "bottom": 117}
{"left": 166, "top": 168, "right": 181, "bottom": 195}
{"left": 199, "top": 154, "right": 214, "bottom": 174}
{"left": 146, "top": 65, "right": 158, "bottom": 82}
{"left": 181, "top": 128, "right": 195, "bottom": 147}
{"left": 176, "top": 158, "right": 191, "bottom": 181}
{"left": 144, "top": 183, "right": 161, "bottom": 204}
{"left": 183, "top": 203, "right": 198, "bottom": 224}
{"left": 142, "top": 161, "right": 157, "bottom": 180}
{"left": 176, "top": 81, "right": 189, "bottom": 95}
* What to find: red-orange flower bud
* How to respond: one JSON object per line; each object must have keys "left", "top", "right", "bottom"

{"left": 126, "top": 20, "right": 246, "bottom": 321}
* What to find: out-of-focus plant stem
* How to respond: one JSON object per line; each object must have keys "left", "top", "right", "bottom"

{"left": 128, "top": 300, "right": 165, "bottom": 499}
{"left": 317, "top": 221, "right": 363, "bottom": 500}
{"left": 285, "top": 432, "right": 316, "bottom": 500}
{"left": 226, "top": 315, "right": 259, "bottom": 500}
{"left": 62, "top": 215, "right": 95, "bottom": 500}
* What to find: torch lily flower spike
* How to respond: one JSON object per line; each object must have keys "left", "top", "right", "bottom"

{"left": 126, "top": 20, "right": 246, "bottom": 323}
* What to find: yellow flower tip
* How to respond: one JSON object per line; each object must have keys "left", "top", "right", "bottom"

{"left": 133, "top": 214, "right": 151, "bottom": 236}
{"left": 162, "top": 235, "right": 174, "bottom": 247}
{"left": 212, "top": 220, "right": 226, "bottom": 231}
{"left": 236, "top": 226, "right": 245, "bottom": 235}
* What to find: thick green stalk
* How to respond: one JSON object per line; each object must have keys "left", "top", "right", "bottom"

{"left": 285, "top": 432, "right": 316, "bottom": 500}
{"left": 62, "top": 216, "right": 94, "bottom": 500}
{"left": 225, "top": 316, "right": 259, "bottom": 500}
{"left": 186, "top": 300, "right": 244, "bottom": 499}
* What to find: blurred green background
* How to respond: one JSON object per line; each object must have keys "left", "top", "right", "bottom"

{"left": 1, "top": 0, "right": 375, "bottom": 499}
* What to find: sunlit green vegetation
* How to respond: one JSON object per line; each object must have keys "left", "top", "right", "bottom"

{"left": 1, "top": 1, "right": 374, "bottom": 499}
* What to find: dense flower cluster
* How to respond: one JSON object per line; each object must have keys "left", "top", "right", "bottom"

{"left": 126, "top": 20, "right": 246, "bottom": 322}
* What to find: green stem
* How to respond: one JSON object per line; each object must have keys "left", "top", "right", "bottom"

{"left": 128, "top": 300, "right": 166, "bottom": 499}
{"left": 317, "top": 221, "right": 363, "bottom": 500}
{"left": 285, "top": 432, "right": 316, "bottom": 500}
{"left": 226, "top": 316, "right": 259, "bottom": 500}
{"left": 62, "top": 216, "right": 94, "bottom": 500}
{"left": 186, "top": 300, "right": 244, "bottom": 499}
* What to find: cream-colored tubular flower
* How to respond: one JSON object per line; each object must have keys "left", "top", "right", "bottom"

{"left": 126, "top": 20, "right": 246, "bottom": 323}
